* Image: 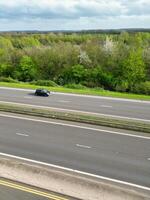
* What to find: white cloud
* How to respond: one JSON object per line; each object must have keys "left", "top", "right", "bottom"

{"left": 0, "top": 0, "right": 149, "bottom": 30}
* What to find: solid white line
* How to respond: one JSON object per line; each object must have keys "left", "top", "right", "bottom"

{"left": 0, "top": 100, "right": 150, "bottom": 123}
{"left": 16, "top": 133, "right": 29, "bottom": 137}
{"left": 0, "top": 86, "right": 150, "bottom": 104}
{"left": 0, "top": 152, "right": 150, "bottom": 191}
{"left": 76, "top": 144, "right": 92, "bottom": 149}
{"left": 0, "top": 87, "right": 33, "bottom": 92}
{"left": 0, "top": 113, "right": 150, "bottom": 140}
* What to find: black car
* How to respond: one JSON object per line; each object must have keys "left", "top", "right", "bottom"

{"left": 35, "top": 89, "right": 50, "bottom": 96}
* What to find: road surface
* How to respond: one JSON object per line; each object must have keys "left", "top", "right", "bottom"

{"left": 0, "top": 87, "right": 150, "bottom": 122}
{"left": 0, "top": 178, "right": 74, "bottom": 200}
{"left": 0, "top": 113, "right": 150, "bottom": 188}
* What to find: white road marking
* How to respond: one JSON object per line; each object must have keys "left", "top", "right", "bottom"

{"left": 0, "top": 86, "right": 150, "bottom": 104}
{"left": 58, "top": 100, "right": 70, "bottom": 103}
{"left": 100, "top": 105, "right": 112, "bottom": 108}
{"left": 0, "top": 113, "right": 150, "bottom": 140}
{"left": 16, "top": 133, "right": 29, "bottom": 137}
{"left": 76, "top": 144, "right": 92, "bottom": 149}
{"left": 0, "top": 152, "right": 150, "bottom": 191}
{"left": 24, "top": 96, "right": 33, "bottom": 99}
{"left": 0, "top": 100, "right": 150, "bottom": 123}
{"left": 0, "top": 87, "right": 33, "bottom": 92}
{"left": 147, "top": 158, "right": 150, "bottom": 161}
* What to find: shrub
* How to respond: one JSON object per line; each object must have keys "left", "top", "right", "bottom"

{"left": 0, "top": 77, "right": 19, "bottom": 83}
{"left": 115, "top": 81, "right": 129, "bottom": 92}
{"left": 86, "top": 67, "right": 114, "bottom": 89}
{"left": 131, "top": 81, "right": 150, "bottom": 95}
{"left": 14, "top": 56, "right": 37, "bottom": 82}
{"left": 31, "top": 80, "right": 58, "bottom": 87}
{"left": 92, "top": 87, "right": 105, "bottom": 91}
{"left": 65, "top": 83, "right": 87, "bottom": 89}
{"left": 59, "top": 65, "right": 87, "bottom": 85}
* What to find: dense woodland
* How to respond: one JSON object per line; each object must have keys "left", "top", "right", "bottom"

{"left": 0, "top": 32, "right": 150, "bottom": 94}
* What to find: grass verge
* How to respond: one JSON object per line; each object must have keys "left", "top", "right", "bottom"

{"left": 0, "top": 81, "right": 150, "bottom": 101}
{"left": 0, "top": 102, "right": 150, "bottom": 133}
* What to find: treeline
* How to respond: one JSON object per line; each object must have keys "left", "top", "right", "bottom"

{"left": 0, "top": 32, "right": 150, "bottom": 94}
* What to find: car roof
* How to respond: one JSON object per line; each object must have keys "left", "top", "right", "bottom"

{"left": 36, "top": 88, "right": 44, "bottom": 91}
{"left": 36, "top": 88, "right": 49, "bottom": 92}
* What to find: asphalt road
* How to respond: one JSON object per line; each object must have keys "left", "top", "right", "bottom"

{"left": 0, "top": 113, "right": 150, "bottom": 188}
{"left": 0, "top": 178, "right": 74, "bottom": 200}
{"left": 0, "top": 87, "right": 150, "bottom": 122}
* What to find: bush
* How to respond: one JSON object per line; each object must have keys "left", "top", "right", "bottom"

{"left": 65, "top": 83, "right": 87, "bottom": 89}
{"left": 92, "top": 87, "right": 105, "bottom": 91}
{"left": 115, "top": 81, "right": 129, "bottom": 92}
{"left": 59, "top": 65, "right": 87, "bottom": 85}
{"left": 131, "top": 81, "right": 150, "bottom": 95}
{"left": 0, "top": 77, "right": 19, "bottom": 83}
{"left": 31, "top": 80, "right": 58, "bottom": 87}
{"left": 14, "top": 56, "right": 37, "bottom": 82}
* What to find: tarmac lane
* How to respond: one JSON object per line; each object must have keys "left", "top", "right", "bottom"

{"left": 0, "top": 178, "right": 76, "bottom": 200}
{"left": 0, "top": 87, "right": 150, "bottom": 122}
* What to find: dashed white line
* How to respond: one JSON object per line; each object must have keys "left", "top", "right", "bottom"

{"left": 100, "top": 105, "right": 112, "bottom": 108}
{"left": 1, "top": 113, "right": 150, "bottom": 140}
{"left": 58, "top": 100, "right": 70, "bottom": 103}
{"left": 0, "top": 100, "right": 150, "bottom": 123}
{"left": 16, "top": 133, "right": 29, "bottom": 137}
{"left": 24, "top": 96, "right": 33, "bottom": 99}
{"left": 76, "top": 144, "right": 92, "bottom": 149}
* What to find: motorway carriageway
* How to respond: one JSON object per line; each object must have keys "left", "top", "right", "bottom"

{"left": 0, "top": 87, "right": 150, "bottom": 122}
{"left": 0, "top": 113, "right": 150, "bottom": 190}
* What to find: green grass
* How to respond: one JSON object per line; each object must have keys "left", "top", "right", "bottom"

{"left": 0, "top": 81, "right": 150, "bottom": 101}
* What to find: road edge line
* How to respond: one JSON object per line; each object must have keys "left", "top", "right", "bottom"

{"left": 0, "top": 152, "right": 150, "bottom": 200}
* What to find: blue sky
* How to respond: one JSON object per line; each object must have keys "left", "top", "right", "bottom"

{"left": 0, "top": 0, "right": 150, "bottom": 31}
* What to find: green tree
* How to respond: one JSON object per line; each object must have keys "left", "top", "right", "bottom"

{"left": 71, "top": 65, "right": 87, "bottom": 83}
{"left": 14, "top": 56, "right": 37, "bottom": 81}
{"left": 59, "top": 65, "right": 87, "bottom": 85}
{"left": 12, "top": 37, "right": 40, "bottom": 48}
{"left": 0, "top": 63, "right": 13, "bottom": 77}
{"left": 121, "top": 48, "right": 146, "bottom": 90}
{"left": 0, "top": 36, "right": 13, "bottom": 49}
{"left": 86, "top": 67, "right": 114, "bottom": 89}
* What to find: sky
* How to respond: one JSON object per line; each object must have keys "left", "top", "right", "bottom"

{"left": 0, "top": 0, "right": 150, "bottom": 31}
